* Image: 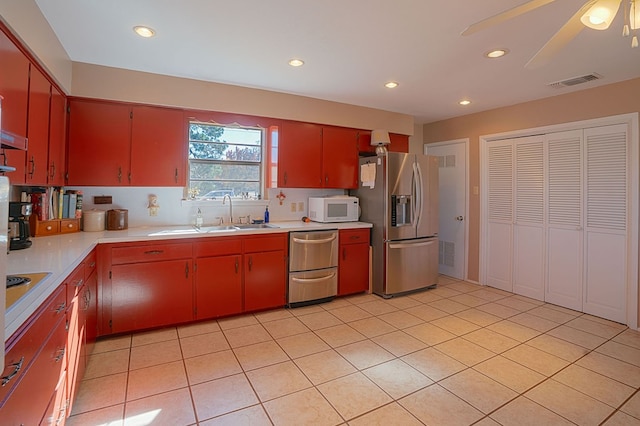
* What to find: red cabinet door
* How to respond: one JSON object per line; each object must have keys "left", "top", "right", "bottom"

{"left": 25, "top": 65, "right": 51, "bottom": 185}
{"left": 0, "top": 29, "right": 29, "bottom": 183}
{"left": 67, "top": 99, "right": 132, "bottom": 185}
{"left": 110, "top": 259, "right": 193, "bottom": 333}
{"left": 338, "top": 242, "right": 370, "bottom": 295}
{"left": 195, "top": 255, "right": 243, "bottom": 319}
{"left": 278, "top": 121, "right": 322, "bottom": 187}
{"left": 47, "top": 86, "right": 66, "bottom": 185}
{"left": 244, "top": 250, "right": 286, "bottom": 311}
{"left": 130, "top": 106, "right": 186, "bottom": 186}
{"left": 322, "top": 126, "right": 359, "bottom": 189}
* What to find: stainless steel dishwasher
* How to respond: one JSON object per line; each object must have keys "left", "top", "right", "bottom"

{"left": 288, "top": 229, "right": 338, "bottom": 307}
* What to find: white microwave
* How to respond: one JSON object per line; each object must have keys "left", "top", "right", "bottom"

{"left": 308, "top": 196, "right": 359, "bottom": 223}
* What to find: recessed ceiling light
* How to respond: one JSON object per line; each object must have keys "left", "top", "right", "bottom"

{"left": 385, "top": 81, "right": 399, "bottom": 89}
{"left": 288, "top": 59, "right": 304, "bottom": 67}
{"left": 133, "top": 26, "right": 156, "bottom": 38}
{"left": 485, "top": 48, "right": 509, "bottom": 59}
{"left": 459, "top": 100, "right": 472, "bottom": 106}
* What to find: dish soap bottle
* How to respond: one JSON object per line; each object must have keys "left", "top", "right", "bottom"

{"left": 196, "top": 208, "right": 203, "bottom": 228}
{"left": 264, "top": 206, "right": 270, "bottom": 223}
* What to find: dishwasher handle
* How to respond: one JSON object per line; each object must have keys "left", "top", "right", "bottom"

{"left": 291, "top": 272, "right": 336, "bottom": 283}
{"left": 292, "top": 235, "right": 336, "bottom": 244}
{"left": 389, "top": 240, "right": 436, "bottom": 249}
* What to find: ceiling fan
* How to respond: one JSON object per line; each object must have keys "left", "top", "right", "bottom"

{"left": 462, "top": 0, "right": 640, "bottom": 68}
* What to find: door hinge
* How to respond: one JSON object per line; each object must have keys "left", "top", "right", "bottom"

{"left": 130, "top": 111, "right": 133, "bottom": 119}
{"left": 109, "top": 270, "right": 112, "bottom": 279}
{"left": 185, "top": 262, "right": 189, "bottom": 278}
{"left": 109, "top": 319, "right": 112, "bottom": 329}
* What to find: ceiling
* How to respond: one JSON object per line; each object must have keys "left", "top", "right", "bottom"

{"left": 34, "top": 0, "right": 640, "bottom": 124}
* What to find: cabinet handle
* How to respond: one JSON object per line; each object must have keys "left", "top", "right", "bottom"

{"left": 68, "top": 223, "right": 74, "bottom": 228}
{"left": 118, "top": 167, "right": 122, "bottom": 183}
{"left": 144, "top": 250, "right": 164, "bottom": 255}
{"left": 50, "top": 161, "right": 56, "bottom": 179}
{"left": 74, "top": 278, "right": 84, "bottom": 287}
{"left": 128, "top": 171, "right": 132, "bottom": 183}
{"left": 1, "top": 356, "right": 24, "bottom": 386}
{"left": 46, "top": 225, "right": 53, "bottom": 231}
{"left": 325, "top": 174, "right": 329, "bottom": 184}
{"left": 185, "top": 262, "right": 189, "bottom": 278}
{"left": 248, "top": 256, "right": 252, "bottom": 272}
{"left": 54, "top": 302, "right": 66, "bottom": 314}
{"left": 350, "top": 235, "right": 360, "bottom": 240}
{"left": 0, "top": 150, "right": 6, "bottom": 166}
{"left": 28, "top": 156, "right": 35, "bottom": 179}
{"left": 175, "top": 168, "right": 178, "bottom": 183}
{"left": 235, "top": 258, "right": 239, "bottom": 274}
{"left": 54, "top": 348, "right": 65, "bottom": 363}
{"left": 284, "top": 172, "right": 288, "bottom": 185}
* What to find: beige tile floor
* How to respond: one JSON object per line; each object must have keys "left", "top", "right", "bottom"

{"left": 67, "top": 276, "right": 640, "bottom": 425}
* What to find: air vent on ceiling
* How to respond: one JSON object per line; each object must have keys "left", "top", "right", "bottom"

{"left": 548, "top": 73, "right": 602, "bottom": 88}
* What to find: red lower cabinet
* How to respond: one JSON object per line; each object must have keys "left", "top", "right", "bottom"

{"left": 244, "top": 249, "right": 287, "bottom": 311}
{"left": 338, "top": 229, "right": 371, "bottom": 295}
{"left": 195, "top": 254, "right": 243, "bottom": 319}
{"left": 111, "top": 259, "right": 193, "bottom": 333}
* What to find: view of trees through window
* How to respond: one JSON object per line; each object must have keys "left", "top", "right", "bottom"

{"left": 188, "top": 122, "right": 263, "bottom": 199}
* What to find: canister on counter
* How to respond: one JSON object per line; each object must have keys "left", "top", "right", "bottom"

{"left": 82, "top": 209, "right": 105, "bottom": 232}
{"left": 106, "top": 209, "right": 128, "bottom": 230}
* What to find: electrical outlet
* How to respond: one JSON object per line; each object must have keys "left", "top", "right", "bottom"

{"left": 298, "top": 202, "right": 304, "bottom": 212}
{"left": 290, "top": 202, "right": 296, "bottom": 212}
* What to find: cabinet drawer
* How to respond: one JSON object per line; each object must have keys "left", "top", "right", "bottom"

{"left": 84, "top": 249, "right": 97, "bottom": 279}
{"left": 60, "top": 218, "right": 81, "bottom": 233}
{"left": 194, "top": 237, "right": 242, "bottom": 258}
{"left": 243, "top": 233, "right": 287, "bottom": 253}
{"left": 340, "top": 228, "right": 370, "bottom": 245}
{"left": 33, "top": 219, "right": 60, "bottom": 236}
{"left": 65, "top": 263, "right": 86, "bottom": 305}
{"left": 111, "top": 242, "right": 193, "bottom": 265}
{"left": 1, "top": 285, "right": 66, "bottom": 404}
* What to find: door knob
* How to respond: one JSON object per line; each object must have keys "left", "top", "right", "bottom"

{"left": 456, "top": 216, "right": 464, "bottom": 221}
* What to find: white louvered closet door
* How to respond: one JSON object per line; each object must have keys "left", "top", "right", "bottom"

{"left": 513, "top": 136, "right": 545, "bottom": 300}
{"left": 546, "top": 130, "right": 584, "bottom": 311}
{"left": 486, "top": 141, "right": 513, "bottom": 292}
{"left": 583, "top": 124, "right": 628, "bottom": 323}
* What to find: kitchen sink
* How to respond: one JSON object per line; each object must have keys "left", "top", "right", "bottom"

{"left": 194, "top": 223, "right": 279, "bottom": 233}
{"left": 233, "top": 223, "right": 279, "bottom": 229}
{"left": 194, "top": 225, "right": 237, "bottom": 233}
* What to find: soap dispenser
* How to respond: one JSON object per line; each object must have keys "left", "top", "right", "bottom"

{"left": 196, "top": 208, "right": 203, "bottom": 228}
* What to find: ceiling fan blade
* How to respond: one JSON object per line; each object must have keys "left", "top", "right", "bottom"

{"left": 525, "top": 0, "right": 598, "bottom": 68}
{"left": 461, "top": 0, "right": 558, "bottom": 36}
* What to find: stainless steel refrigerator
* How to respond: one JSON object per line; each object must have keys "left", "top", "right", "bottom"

{"left": 353, "top": 152, "right": 439, "bottom": 297}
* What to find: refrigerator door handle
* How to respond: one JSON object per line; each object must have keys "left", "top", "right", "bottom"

{"left": 414, "top": 162, "right": 424, "bottom": 228}
{"left": 389, "top": 240, "right": 436, "bottom": 249}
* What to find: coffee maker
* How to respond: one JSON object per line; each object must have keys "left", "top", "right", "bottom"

{"left": 9, "top": 202, "right": 32, "bottom": 250}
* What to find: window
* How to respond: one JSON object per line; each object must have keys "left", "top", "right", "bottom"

{"left": 188, "top": 122, "right": 263, "bottom": 199}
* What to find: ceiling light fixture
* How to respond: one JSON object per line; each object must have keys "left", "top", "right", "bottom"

{"left": 485, "top": 48, "right": 509, "bottom": 58}
{"left": 384, "top": 81, "right": 399, "bottom": 89}
{"left": 288, "top": 59, "right": 304, "bottom": 67}
{"left": 459, "top": 100, "right": 471, "bottom": 106}
{"left": 133, "top": 26, "right": 155, "bottom": 38}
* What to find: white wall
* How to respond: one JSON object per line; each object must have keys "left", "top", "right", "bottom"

{"left": 69, "top": 186, "right": 345, "bottom": 228}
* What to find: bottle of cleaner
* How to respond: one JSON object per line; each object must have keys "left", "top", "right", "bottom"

{"left": 264, "top": 206, "right": 270, "bottom": 223}
{"left": 196, "top": 208, "right": 203, "bottom": 228}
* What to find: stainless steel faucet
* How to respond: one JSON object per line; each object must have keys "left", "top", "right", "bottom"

{"left": 222, "top": 194, "right": 233, "bottom": 223}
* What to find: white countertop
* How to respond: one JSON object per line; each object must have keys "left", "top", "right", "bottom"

{"left": 5, "top": 221, "right": 372, "bottom": 340}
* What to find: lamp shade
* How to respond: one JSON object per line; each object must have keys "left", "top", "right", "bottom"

{"left": 371, "top": 129, "right": 391, "bottom": 146}
{"left": 580, "top": 0, "right": 621, "bottom": 30}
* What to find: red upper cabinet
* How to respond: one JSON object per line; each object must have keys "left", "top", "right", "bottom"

{"left": 67, "top": 99, "right": 132, "bottom": 186}
{"left": 25, "top": 65, "right": 51, "bottom": 185}
{"left": 278, "top": 122, "right": 359, "bottom": 189}
{"left": 67, "top": 99, "right": 187, "bottom": 186}
{"left": 322, "top": 126, "right": 359, "bottom": 189}
{"left": 130, "top": 106, "right": 186, "bottom": 186}
{"left": 0, "top": 28, "right": 29, "bottom": 183}
{"left": 47, "top": 86, "right": 66, "bottom": 185}
{"left": 278, "top": 121, "right": 323, "bottom": 187}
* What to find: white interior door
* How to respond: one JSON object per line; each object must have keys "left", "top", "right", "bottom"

{"left": 425, "top": 140, "right": 467, "bottom": 280}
